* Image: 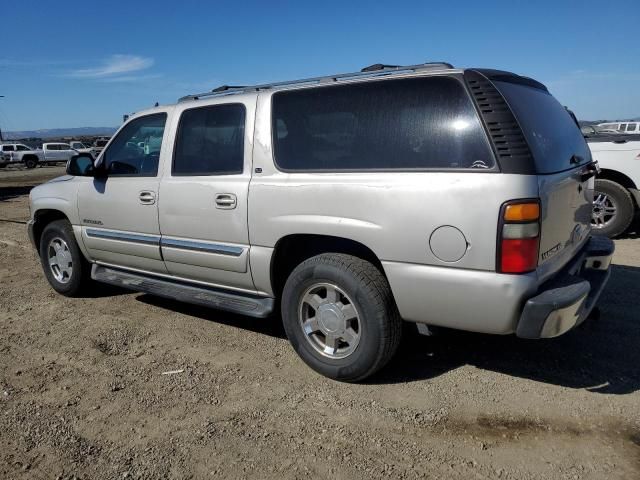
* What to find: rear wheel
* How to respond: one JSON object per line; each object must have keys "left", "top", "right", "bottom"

{"left": 281, "top": 253, "right": 402, "bottom": 382}
{"left": 39, "top": 220, "right": 91, "bottom": 296}
{"left": 23, "top": 156, "right": 38, "bottom": 169}
{"left": 591, "top": 179, "right": 634, "bottom": 238}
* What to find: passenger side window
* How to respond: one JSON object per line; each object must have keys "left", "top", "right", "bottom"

{"left": 272, "top": 76, "right": 495, "bottom": 171}
{"left": 173, "top": 104, "right": 245, "bottom": 176}
{"left": 103, "top": 113, "right": 167, "bottom": 176}
{"left": 2, "top": 145, "right": 15, "bottom": 152}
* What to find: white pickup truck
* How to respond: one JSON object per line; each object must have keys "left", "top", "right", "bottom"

{"left": 588, "top": 135, "right": 640, "bottom": 237}
{"left": 0, "top": 142, "right": 84, "bottom": 169}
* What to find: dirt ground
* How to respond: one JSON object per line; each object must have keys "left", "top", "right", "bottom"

{"left": 1, "top": 165, "right": 639, "bottom": 480}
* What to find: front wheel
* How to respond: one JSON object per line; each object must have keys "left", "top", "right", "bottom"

{"left": 39, "top": 220, "right": 91, "bottom": 296}
{"left": 591, "top": 179, "right": 635, "bottom": 238}
{"left": 281, "top": 253, "right": 402, "bottom": 382}
{"left": 23, "top": 157, "right": 38, "bottom": 169}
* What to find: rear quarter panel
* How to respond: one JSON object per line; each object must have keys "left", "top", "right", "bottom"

{"left": 249, "top": 91, "right": 539, "bottom": 288}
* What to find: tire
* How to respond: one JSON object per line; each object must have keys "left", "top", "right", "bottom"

{"left": 39, "top": 219, "right": 91, "bottom": 296}
{"left": 23, "top": 156, "right": 38, "bottom": 169}
{"left": 281, "top": 253, "right": 402, "bottom": 382}
{"left": 591, "top": 179, "right": 635, "bottom": 238}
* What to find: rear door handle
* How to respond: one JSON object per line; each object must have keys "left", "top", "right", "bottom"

{"left": 215, "top": 193, "right": 237, "bottom": 209}
{"left": 139, "top": 190, "right": 156, "bottom": 205}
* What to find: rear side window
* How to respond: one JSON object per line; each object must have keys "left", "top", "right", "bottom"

{"left": 495, "top": 81, "right": 590, "bottom": 174}
{"left": 173, "top": 104, "right": 245, "bottom": 176}
{"left": 272, "top": 76, "right": 494, "bottom": 171}
{"left": 2, "top": 145, "right": 15, "bottom": 151}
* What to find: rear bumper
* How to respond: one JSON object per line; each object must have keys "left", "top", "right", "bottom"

{"left": 516, "top": 236, "right": 614, "bottom": 339}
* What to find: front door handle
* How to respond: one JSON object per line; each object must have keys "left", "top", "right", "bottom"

{"left": 215, "top": 193, "right": 237, "bottom": 209}
{"left": 139, "top": 190, "right": 156, "bottom": 205}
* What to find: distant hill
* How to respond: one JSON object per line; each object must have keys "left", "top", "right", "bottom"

{"left": 3, "top": 127, "right": 117, "bottom": 140}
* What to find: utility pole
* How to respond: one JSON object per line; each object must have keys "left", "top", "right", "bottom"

{"left": 0, "top": 95, "right": 4, "bottom": 142}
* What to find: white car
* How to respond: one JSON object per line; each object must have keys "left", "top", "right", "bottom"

{"left": 41, "top": 143, "right": 79, "bottom": 165}
{"left": 588, "top": 136, "right": 640, "bottom": 236}
{"left": 69, "top": 141, "right": 97, "bottom": 158}
{"left": 597, "top": 122, "right": 640, "bottom": 135}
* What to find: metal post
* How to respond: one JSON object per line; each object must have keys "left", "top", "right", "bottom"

{"left": 0, "top": 96, "right": 4, "bottom": 142}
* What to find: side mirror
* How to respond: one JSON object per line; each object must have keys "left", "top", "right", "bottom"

{"left": 66, "top": 154, "right": 97, "bottom": 176}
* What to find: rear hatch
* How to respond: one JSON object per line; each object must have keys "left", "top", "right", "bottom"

{"left": 494, "top": 80, "right": 594, "bottom": 282}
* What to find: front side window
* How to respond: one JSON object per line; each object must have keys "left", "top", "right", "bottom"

{"left": 627, "top": 124, "right": 637, "bottom": 132}
{"left": 16, "top": 145, "right": 30, "bottom": 151}
{"left": 173, "top": 104, "right": 245, "bottom": 176}
{"left": 272, "top": 76, "right": 494, "bottom": 171}
{"left": 102, "top": 113, "right": 167, "bottom": 176}
{"left": 618, "top": 124, "right": 627, "bottom": 131}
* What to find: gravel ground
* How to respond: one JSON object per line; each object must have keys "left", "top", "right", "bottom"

{"left": 1, "top": 166, "right": 639, "bottom": 479}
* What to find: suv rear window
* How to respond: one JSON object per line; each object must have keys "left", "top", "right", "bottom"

{"left": 495, "top": 81, "right": 590, "bottom": 174}
{"left": 272, "top": 76, "right": 495, "bottom": 171}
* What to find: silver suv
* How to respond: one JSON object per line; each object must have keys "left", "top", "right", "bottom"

{"left": 28, "top": 62, "right": 614, "bottom": 381}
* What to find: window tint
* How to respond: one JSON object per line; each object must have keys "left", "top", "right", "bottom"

{"left": 173, "top": 104, "right": 245, "bottom": 176}
{"left": 60, "top": 144, "right": 71, "bottom": 149}
{"left": 16, "top": 145, "right": 29, "bottom": 151}
{"left": 2, "top": 145, "right": 15, "bottom": 151}
{"left": 618, "top": 124, "right": 627, "bottom": 131}
{"left": 103, "top": 113, "right": 166, "bottom": 176}
{"left": 45, "top": 144, "right": 57, "bottom": 150}
{"left": 272, "top": 76, "right": 494, "bottom": 171}
{"left": 627, "top": 124, "right": 637, "bottom": 132}
{"left": 495, "top": 81, "right": 590, "bottom": 174}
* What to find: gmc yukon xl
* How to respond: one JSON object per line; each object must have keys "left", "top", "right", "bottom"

{"left": 28, "top": 62, "right": 614, "bottom": 381}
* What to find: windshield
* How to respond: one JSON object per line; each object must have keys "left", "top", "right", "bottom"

{"left": 495, "top": 81, "right": 591, "bottom": 174}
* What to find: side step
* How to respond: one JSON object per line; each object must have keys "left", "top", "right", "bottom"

{"left": 91, "top": 265, "right": 274, "bottom": 318}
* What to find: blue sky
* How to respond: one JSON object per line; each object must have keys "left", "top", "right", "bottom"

{"left": 2, "top": 0, "right": 639, "bottom": 131}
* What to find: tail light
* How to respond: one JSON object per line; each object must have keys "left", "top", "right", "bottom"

{"left": 498, "top": 200, "right": 540, "bottom": 274}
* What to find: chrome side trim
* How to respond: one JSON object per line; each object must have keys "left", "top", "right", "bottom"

{"left": 160, "top": 237, "right": 244, "bottom": 257}
{"left": 85, "top": 228, "right": 160, "bottom": 246}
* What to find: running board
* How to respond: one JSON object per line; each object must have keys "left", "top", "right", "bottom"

{"left": 91, "top": 265, "right": 274, "bottom": 318}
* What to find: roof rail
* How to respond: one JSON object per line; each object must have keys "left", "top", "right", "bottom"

{"left": 211, "top": 84, "right": 246, "bottom": 93}
{"left": 178, "top": 61, "right": 455, "bottom": 102}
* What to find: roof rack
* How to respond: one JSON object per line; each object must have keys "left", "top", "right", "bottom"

{"left": 178, "top": 61, "right": 455, "bottom": 102}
